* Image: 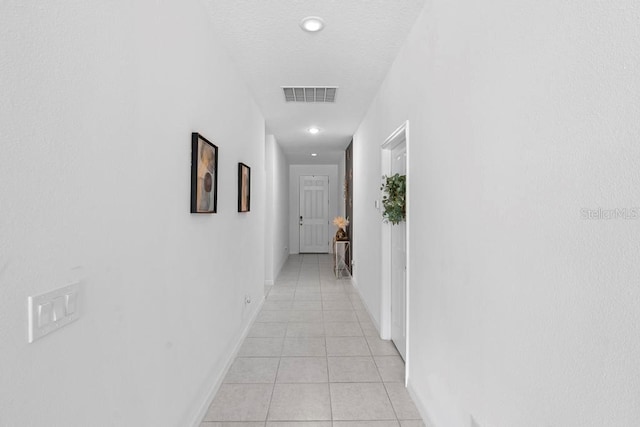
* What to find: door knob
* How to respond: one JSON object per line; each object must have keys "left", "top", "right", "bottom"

{"left": 299, "top": 216, "right": 303, "bottom": 226}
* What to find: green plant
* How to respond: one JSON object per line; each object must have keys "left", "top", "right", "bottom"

{"left": 380, "top": 173, "right": 406, "bottom": 224}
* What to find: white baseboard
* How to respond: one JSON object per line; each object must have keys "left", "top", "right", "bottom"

{"left": 407, "top": 381, "right": 439, "bottom": 427}
{"left": 275, "top": 251, "right": 288, "bottom": 278}
{"left": 353, "top": 277, "right": 432, "bottom": 427}
{"left": 407, "top": 375, "right": 473, "bottom": 427}
{"left": 350, "top": 276, "right": 382, "bottom": 335}
{"left": 186, "top": 295, "right": 265, "bottom": 427}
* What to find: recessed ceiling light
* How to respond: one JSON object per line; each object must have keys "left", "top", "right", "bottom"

{"left": 308, "top": 127, "right": 320, "bottom": 134}
{"left": 311, "top": 153, "right": 318, "bottom": 157}
{"left": 300, "top": 16, "right": 325, "bottom": 32}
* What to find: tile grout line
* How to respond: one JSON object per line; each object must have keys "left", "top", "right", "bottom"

{"left": 321, "top": 264, "right": 335, "bottom": 424}
{"left": 265, "top": 280, "right": 277, "bottom": 425}
{"left": 263, "top": 339, "right": 285, "bottom": 424}
{"left": 265, "top": 259, "right": 294, "bottom": 424}
{"left": 265, "top": 265, "right": 292, "bottom": 425}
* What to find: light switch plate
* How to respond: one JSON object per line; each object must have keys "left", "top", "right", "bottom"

{"left": 28, "top": 282, "right": 80, "bottom": 343}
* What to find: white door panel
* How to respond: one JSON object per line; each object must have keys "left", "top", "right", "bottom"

{"left": 299, "top": 176, "right": 329, "bottom": 253}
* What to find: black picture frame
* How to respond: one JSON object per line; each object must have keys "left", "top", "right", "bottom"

{"left": 238, "top": 162, "right": 251, "bottom": 212}
{"left": 190, "top": 132, "right": 218, "bottom": 214}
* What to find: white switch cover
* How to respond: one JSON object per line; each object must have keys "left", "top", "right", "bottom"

{"left": 38, "top": 302, "right": 52, "bottom": 327}
{"left": 28, "top": 282, "right": 80, "bottom": 343}
{"left": 65, "top": 292, "right": 77, "bottom": 315}
{"left": 52, "top": 296, "right": 65, "bottom": 321}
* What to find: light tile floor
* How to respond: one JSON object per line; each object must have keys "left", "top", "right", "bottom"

{"left": 201, "top": 254, "right": 426, "bottom": 427}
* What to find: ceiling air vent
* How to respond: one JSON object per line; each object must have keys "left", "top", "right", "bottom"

{"left": 282, "top": 87, "right": 337, "bottom": 103}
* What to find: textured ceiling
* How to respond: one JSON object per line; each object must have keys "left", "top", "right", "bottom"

{"left": 203, "top": 0, "right": 426, "bottom": 163}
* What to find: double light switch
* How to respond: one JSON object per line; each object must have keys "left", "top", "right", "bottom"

{"left": 28, "top": 282, "right": 80, "bottom": 343}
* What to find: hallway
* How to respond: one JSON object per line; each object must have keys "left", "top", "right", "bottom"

{"left": 201, "top": 254, "right": 425, "bottom": 426}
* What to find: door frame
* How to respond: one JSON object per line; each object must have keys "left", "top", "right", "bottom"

{"left": 299, "top": 175, "right": 330, "bottom": 253}
{"left": 380, "top": 121, "right": 410, "bottom": 385}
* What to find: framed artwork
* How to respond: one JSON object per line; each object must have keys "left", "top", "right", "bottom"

{"left": 238, "top": 162, "right": 251, "bottom": 212}
{"left": 190, "top": 132, "right": 218, "bottom": 213}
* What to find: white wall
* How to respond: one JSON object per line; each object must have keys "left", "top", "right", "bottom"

{"left": 289, "top": 164, "right": 340, "bottom": 254}
{"left": 353, "top": 1, "right": 640, "bottom": 427}
{"left": 0, "top": 2, "right": 265, "bottom": 426}
{"left": 265, "top": 135, "right": 290, "bottom": 283}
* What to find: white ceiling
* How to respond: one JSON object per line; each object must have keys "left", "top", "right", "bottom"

{"left": 203, "top": 0, "right": 426, "bottom": 164}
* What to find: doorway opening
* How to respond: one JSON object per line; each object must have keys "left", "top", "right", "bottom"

{"left": 380, "top": 121, "right": 410, "bottom": 384}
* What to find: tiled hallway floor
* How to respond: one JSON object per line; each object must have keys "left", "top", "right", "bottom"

{"left": 201, "top": 254, "right": 426, "bottom": 427}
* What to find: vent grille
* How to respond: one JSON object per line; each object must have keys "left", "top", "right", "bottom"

{"left": 282, "top": 87, "right": 337, "bottom": 103}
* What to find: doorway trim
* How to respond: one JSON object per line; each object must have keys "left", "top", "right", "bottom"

{"left": 380, "top": 120, "right": 410, "bottom": 385}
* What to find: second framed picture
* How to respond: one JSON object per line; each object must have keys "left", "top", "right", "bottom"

{"left": 238, "top": 162, "right": 251, "bottom": 212}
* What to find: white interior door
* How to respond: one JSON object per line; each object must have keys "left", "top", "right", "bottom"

{"left": 390, "top": 142, "right": 407, "bottom": 360}
{"left": 299, "top": 175, "right": 329, "bottom": 253}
